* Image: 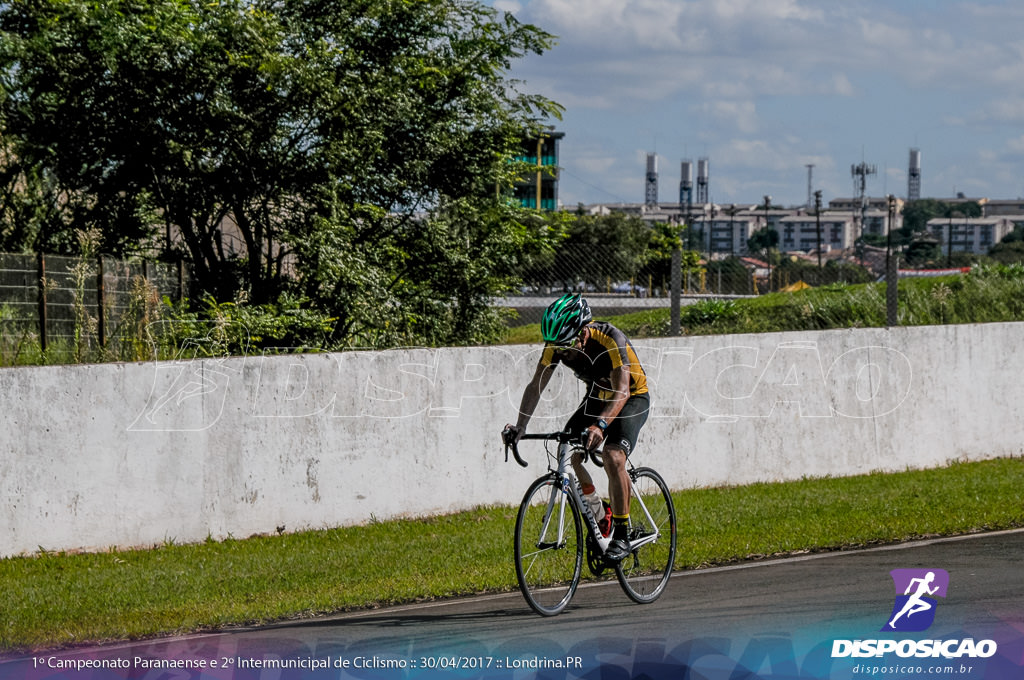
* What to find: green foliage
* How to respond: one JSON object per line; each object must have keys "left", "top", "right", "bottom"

{"left": 988, "top": 239, "right": 1024, "bottom": 264}
{"left": 901, "top": 199, "right": 950, "bottom": 235}
{"left": 160, "top": 295, "right": 338, "bottom": 356}
{"left": 560, "top": 212, "right": 651, "bottom": 288}
{"left": 501, "top": 267, "right": 1024, "bottom": 343}
{"left": 704, "top": 257, "right": 753, "bottom": 294}
{"left": 0, "top": 0, "right": 560, "bottom": 347}
{"left": 904, "top": 237, "right": 943, "bottom": 266}
{"left": 680, "top": 299, "right": 740, "bottom": 327}
{"left": 773, "top": 256, "right": 873, "bottom": 288}
{"left": 747, "top": 227, "right": 779, "bottom": 254}
{"left": 640, "top": 222, "right": 702, "bottom": 285}
{"left": 669, "top": 267, "right": 1024, "bottom": 335}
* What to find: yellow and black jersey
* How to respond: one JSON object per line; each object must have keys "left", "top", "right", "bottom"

{"left": 540, "top": 320, "right": 648, "bottom": 398}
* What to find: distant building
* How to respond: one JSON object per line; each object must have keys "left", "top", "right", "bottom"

{"left": 705, "top": 213, "right": 760, "bottom": 255}
{"left": 777, "top": 213, "right": 857, "bottom": 253}
{"left": 982, "top": 199, "right": 1024, "bottom": 217}
{"left": 513, "top": 130, "right": 564, "bottom": 210}
{"left": 926, "top": 216, "right": 1015, "bottom": 254}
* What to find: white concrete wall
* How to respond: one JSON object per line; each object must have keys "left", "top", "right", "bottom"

{"left": 2, "top": 322, "right": 1022, "bottom": 557}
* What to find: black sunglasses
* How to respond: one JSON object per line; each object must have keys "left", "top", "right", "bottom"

{"left": 555, "top": 327, "right": 586, "bottom": 349}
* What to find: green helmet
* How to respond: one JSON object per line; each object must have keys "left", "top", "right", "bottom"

{"left": 541, "top": 293, "right": 592, "bottom": 346}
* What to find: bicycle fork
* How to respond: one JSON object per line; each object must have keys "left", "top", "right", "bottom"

{"left": 537, "top": 441, "right": 613, "bottom": 552}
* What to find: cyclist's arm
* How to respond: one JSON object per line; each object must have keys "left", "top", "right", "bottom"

{"left": 513, "top": 359, "right": 557, "bottom": 437}
{"left": 597, "top": 363, "right": 631, "bottom": 423}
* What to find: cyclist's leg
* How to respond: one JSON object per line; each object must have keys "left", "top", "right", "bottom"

{"left": 564, "top": 400, "right": 595, "bottom": 487}
{"left": 601, "top": 393, "right": 650, "bottom": 530}
{"left": 601, "top": 445, "right": 630, "bottom": 516}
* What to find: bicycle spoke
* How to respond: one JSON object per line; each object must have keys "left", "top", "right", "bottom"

{"left": 616, "top": 467, "right": 677, "bottom": 604}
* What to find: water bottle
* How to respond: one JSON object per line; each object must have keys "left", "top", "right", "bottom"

{"left": 584, "top": 491, "right": 605, "bottom": 523}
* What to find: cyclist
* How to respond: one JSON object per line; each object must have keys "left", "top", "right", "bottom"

{"left": 506, "top": 293, "right": 650, "bottom": 562}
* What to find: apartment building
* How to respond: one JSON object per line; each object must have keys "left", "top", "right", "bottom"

{"left": 925, "top": 216, "right": 1016, "bottom": 254}
{"left": 513, "top": 130, "right": 564, "bottom": 211}
{"left": 982, "top": 199, "right": 1024, "bottom": 217}
{"left": 777, "top": 213, "right": 856, "bottom": 253}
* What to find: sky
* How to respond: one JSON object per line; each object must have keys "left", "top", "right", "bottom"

{"left": 488, "top": 0, "right": 1024, "bottom": 208}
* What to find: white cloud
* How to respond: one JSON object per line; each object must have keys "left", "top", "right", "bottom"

{"left": 1004, "top": 135, "right": 1024, "bottom": 155}
{"left": 698, "top": 100, "right": 759, "bottom": 134}
{"left": 831, "top": 73, "right": 855, "bottom": 97}
{"left": 496, "top": 0, "right": 1024, "bottom": 204}
{"left": 493, "top": 0, "right": 523, "bottom": 13}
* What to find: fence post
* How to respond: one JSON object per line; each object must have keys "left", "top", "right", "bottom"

{"left": 36, "top": 252, "right": 47, "bottom": 352}
{"left": 670, "top": 248, "right": 681, "bottom": 336}
{"left": 886, "top": 254, "right": 899, "bottom": 327}
{"left": 96, "top": 255, "right": 106, "bottom": 347}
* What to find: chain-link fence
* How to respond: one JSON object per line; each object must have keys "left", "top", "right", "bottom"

{"left": 0, "top": 252, "right": 188, "bottom": 364}
{"left": 505, "top": 244, "right": 875, "bottom": 326}
{"left": 518, "top": 244, "right": 757, "bottom": 295}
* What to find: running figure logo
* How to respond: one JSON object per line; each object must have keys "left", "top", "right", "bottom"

{"left": 883, "top": 568, "right": 949, "bottom": 632}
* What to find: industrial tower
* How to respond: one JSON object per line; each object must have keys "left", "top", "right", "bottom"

{"left": 696, "top": 157, "right": 710, "bottom": 204}
{"left": 908, "top": 148, "right": 921, "bottom": 201}
{"left": 679, "top": 160, "right": 693, "bottom": 208}
{"left": 645, "top": 153, "right": 658, "bottom": 206}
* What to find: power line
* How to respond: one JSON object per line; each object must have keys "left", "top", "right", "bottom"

{"left": 559, "top": 167, "right": 629, "bottom": 204}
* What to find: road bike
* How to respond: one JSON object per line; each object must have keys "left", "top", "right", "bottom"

{"left": 502, "top": 428, "right": 677, "bottom": 616}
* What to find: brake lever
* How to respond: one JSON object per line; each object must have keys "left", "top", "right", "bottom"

{"left": 501, "top": 426, "right": 528, "bottom": 468}
{"left": 581, "top": 429, "right": 605, "bottom": 468}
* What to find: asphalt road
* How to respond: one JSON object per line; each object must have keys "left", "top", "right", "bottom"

{"left": 4, "top": 529, "right": 1023, "bottom": 679}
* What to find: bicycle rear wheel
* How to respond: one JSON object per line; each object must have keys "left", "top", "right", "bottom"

{"left": 514, "top": 475, "right": 584, "bottom": 616}
{"left": 616, "top": 467, "right": 677, "bottom": 604}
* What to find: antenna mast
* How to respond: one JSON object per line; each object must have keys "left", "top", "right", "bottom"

{"left": 851, "top": 161, "right": 877, "bottom": 238}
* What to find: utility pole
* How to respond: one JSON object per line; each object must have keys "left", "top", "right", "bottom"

{"left": 764, "top": 195, "right": 772, "bottom": 292}
{"left": 886, "top": 194, "right": 899, "bottom": 326}
{"left": 814, "top": 190, "right": 823, "bottom": 268}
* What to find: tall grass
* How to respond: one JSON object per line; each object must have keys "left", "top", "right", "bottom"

{"left": 503, "top": 266, "right": 1024, "bottom": 343}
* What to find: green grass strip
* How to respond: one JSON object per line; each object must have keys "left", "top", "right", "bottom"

{"left": 2, "top": 457, "right": 1023, "bottom": 652}
{"left": 502, "top": 268, "right": 1024, "bottom": 343}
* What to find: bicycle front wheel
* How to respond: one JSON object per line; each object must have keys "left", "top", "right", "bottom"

{"left": 616, "top": 467, "right": 677, "bottom": 604}
{"left": 514, "top": 475, "right": 584, "bottom": 616}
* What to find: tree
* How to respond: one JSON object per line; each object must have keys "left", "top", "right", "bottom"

{"left": 904, "top": 238, "right": 943, "bottom": 267}
{"left": 901, "top": 199, "right": 949, "bottom": 236}
{"left": 638, "top": 222, "right": 682, "bottom": 287}
{"left": 554, "top": 212, "right": 650, "bottom": 290}
{"left": 747, "top": 228, "right": 779, "bottom": 261}
{"left": 989, "top": 240, "right": 1024, "bottom": 264}
{"left": 0, "top": 0, "right": 561, "bottom": 346}
{"left": 705, "top": 256, "right": 752, "bottom": 294}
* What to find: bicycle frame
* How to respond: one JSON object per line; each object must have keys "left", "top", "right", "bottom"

{"left": 509, "top": 427, "right": 676, "bottom": 615}
{"left": 543, "top": 439, "right": 611, "bottom": 553}
{"left": 510, "top": 431, "right": 661, "bottom": 556}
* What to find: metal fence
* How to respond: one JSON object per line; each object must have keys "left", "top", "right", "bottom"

{"left": 0, "top": 252, "right": 188, "bottom": 364}
{"left": 505, "top": 244, "right": 875, "bottom": 326}
{"left": 517, "top": 245, "right": 756, "bottom": 296}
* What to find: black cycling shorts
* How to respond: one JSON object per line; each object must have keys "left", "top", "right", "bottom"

{"left": 564, "top": 392, "right": 650, "bottom": 457}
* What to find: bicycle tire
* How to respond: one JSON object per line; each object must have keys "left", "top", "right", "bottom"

{"left": 615, "top": 467, "right": 677, "bottom": 604}
{"left": 514, "top": 475, "right": 584, "bottom": 616}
